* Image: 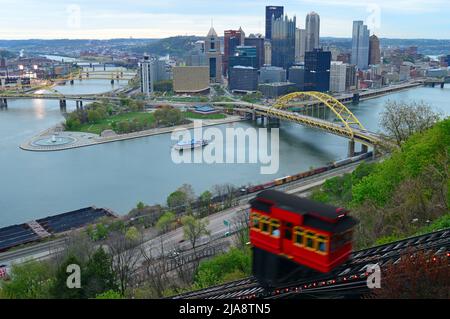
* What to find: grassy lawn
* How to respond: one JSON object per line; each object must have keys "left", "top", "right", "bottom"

{"left": 73, "top": 110, "right": 226, "bottom": 135}
{"left": 159, "top": 96, "right": 209, "bottom": 103}
{"left": 183, "top": 111, "right": 227, "bottom": 120}
{"left": 77, "top": 112, "right": 155, "bottom": 134}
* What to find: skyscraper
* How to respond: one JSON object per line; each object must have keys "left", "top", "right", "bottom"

{"left": 245, "top": 35, "right": 265, "bottom": 69}
{"left": 139, "top": 55, "right": 155, "bottom": 96}
{"left": 271, "top": 14, "right": 296, "bottom": 70}
{"left": 205, "top": 27, "right": 222, "bottom": 83}
{"left": 351, "top": 21, "right": 370, "bottom": 70}
{"left": 186, "top": 41, "right": 207, "bottom": 66}
{"left": 305, "top": 12, "right": 320, "bottom": 52}
{"left": 330, "top": 61, "right": 347, "bottom": 93}
{"left": 229, "top": 66, "right": 258, "bottom": 92}
{"left": 228, "top": 46, "right": 258, "bottom": 70}
{"left": 265, "top": 6, "right": 284, "bottom": 40}
{"left": 345, "top": 64, "right": 358, "bottom": 91}
{"left": 295, "top": 28, "right": 307, "bottom": 63}
{"left": 223, "top": 28, "right": 245, "bottom": 75}
{"left": 304, "top": 48, "right": 331, "bottom": 92}
{"left": 369, "top": 34, "right": 381, "bottom": 65}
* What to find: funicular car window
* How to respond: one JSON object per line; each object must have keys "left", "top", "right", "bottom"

{"left": 260, "top": 216, "right": 270, "bottom": 233}
{"left": 316, "top": 235, "right": 328, "bottom": 252}
{"left": 306, "top": 231, "right": 315, "bottom": 249}
{"left": 270, "top": 219, "right": 280, "bottom": 237}
{"left": 251, "top": 213, "right": 260, "bottom": 229}
{"left": 293, "top": 227, "right": 304, "bottom": 246}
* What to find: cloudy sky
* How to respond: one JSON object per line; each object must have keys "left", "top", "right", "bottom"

{"left": 0, "top": 0, "right": 449, "bottom": 39}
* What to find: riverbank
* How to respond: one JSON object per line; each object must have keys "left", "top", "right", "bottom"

{"left": 20, "top": 115, "right": 243, "bottom": 152}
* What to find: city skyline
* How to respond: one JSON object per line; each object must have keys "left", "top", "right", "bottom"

{"left": 0, "top": 0, "right": 449, "bottom": 40}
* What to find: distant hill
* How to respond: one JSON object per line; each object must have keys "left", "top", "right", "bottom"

{"left": 321, "top": 37, "right": 450, "bottom": 55}
{"left": 0, "top": 36, "right": 447, "bottom": 57}
{"left": 132, "top": 36, "right": 203, "bottom": 58}
{"left": 0, "top": 38, "right": 159, "bottom": 52}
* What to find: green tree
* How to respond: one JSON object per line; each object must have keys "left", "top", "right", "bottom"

{"left": 167, "top": 184, "right": 195, "bottom": 211}
{"left": 51, "top": 255, "right": 84, "bottom": 299}
{"left": 136, "top": 201, "right": 145, "bottom": 210}
{"left": 181, "top": 215, "right": 210, "bottom": 250}
{"left": 194, "top": 248, "right": 251, "bottom": 289}
{"left": 125, "top": 226, "right": 140, "bottom": 241}
{"left": 198, "top": 190, "right": 213, "bottom": 216}
{"left": 65, "top": 113, "right": 81, "bottom": 130}
{"left": 167, "top": 190, "right": 187, "bottom": 210}
{"left": 156, "top": 211, "right": 176, "bottom": 233}
{"left": 87, "top": 109, "right": 102, "bottom": 124}
{"left": 379, "top": 100, "right": 442, "bottom": 146}
{"left": 84, "top": 248, "right": 117, "bottom": 298}
{"left": 0, "top": 260, "right": 54, "bottom": 299}
{"left": 154, "top": 107, "right": 184, "bottom": 126}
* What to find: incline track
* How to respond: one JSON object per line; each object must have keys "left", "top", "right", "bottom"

{"left": 172, "top": 228, "right": 450, "bottom": 299}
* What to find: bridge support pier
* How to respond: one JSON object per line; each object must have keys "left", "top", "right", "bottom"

{"left": 0, "top": 98, "right": 7, "bottom": 108}
{"left": 111, "top": 79, "right": 115, "bottom": 85}
{"left": 76, "top": 100, "right": 84, "bottom": 110}
{"left": 59, "top": 99, "right": 66, "bottom": 110}
{"left": 267, "top": 117, "right": 280, "bottom": 127}
{"left": 441, "top": 83, "right": 445, "bottom": 89}
{"left": 70, "top": 79, "right": 74, "bottom": 85}
{"left": 252, "top": 109, "right": 256, "bottom": 121}
{"left": 348, "top": 139, "right": 355, "bottom": 158}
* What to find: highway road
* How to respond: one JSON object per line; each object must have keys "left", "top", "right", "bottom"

{"left": 0, "top": 159, "right": 371, "bottom": 270}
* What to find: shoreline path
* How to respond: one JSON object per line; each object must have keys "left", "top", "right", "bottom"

{"left": 20, "top": 116, "right": 243, "bottom": 152}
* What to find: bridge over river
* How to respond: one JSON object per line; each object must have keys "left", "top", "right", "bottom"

{"left": 1, "top": 89, "right": 387, "bottom": 156}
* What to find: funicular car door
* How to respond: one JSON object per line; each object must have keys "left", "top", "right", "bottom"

{"left": 281, "top": 221, "right": 295, "bottom": 257}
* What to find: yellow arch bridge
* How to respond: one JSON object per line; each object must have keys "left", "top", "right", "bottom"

{"left": 243, "top": 91, "right": 385, "bottom": 157}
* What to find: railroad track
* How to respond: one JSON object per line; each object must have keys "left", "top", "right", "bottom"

{"left": 172, "top": 228, "right": 450, "bottom": 299}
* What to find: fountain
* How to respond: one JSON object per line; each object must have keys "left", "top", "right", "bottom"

{"left": 31, "top": 134, "right": 76, "bottom": 147}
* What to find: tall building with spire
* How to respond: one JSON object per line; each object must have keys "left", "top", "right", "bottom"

{"left": 271, "top": 14, "right": 296, "bottom": 70}
{"left": 205, "top": 27, "right": 222, "bottom": 83}
{"left": 305, "top": 12, "right": 320, "bottom": 52}
{"left": 351, "top": 21, "right": 370, "bottom": 70}
{"left": 369, "top": 34, "right": 381, "bottom": 65}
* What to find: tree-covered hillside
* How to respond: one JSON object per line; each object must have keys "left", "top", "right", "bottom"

{"left": 133, "top": 36, "right": 203, "bottom": 57}
{"left": 312, "top": 118, "right": 450, "bottom": 248}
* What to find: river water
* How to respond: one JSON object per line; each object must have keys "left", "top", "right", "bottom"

{"left": 0, "top": 82, "right": 449, "bottom": 227}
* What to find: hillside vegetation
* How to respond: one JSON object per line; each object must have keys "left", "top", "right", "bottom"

{"left": 312, "top": 118, "right": 450, "bottom": 248}
{"left": 133, "top": 36, "right": 202, "bottom": 58}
